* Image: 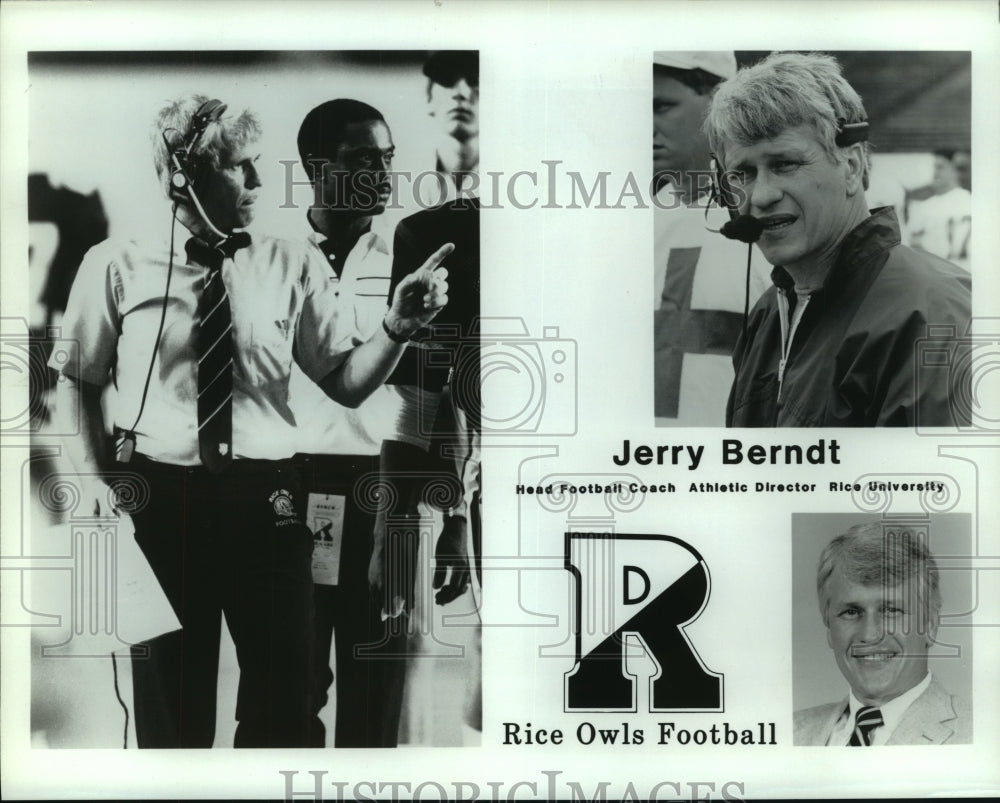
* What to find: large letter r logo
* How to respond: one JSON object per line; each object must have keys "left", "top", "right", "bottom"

{"left": 564, "top": 533, "right": 723, "bottom": 712}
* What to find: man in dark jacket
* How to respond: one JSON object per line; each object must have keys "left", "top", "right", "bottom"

{"left": 705, "top": 52, "right": 971, "bottom": 427}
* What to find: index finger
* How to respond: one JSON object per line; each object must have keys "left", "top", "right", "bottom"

{"left": 420, "top": 242, "right": 455, "bottom": 272}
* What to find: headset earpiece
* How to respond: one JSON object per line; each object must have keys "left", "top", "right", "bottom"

{"left": 164, "top": 99, "right": 228, "bottom": 204}
{"left": 187, "top": 99, "right": 227, "bottom": 143}
{"left": 835, "top": 117, "right": 869, "bottom": 147}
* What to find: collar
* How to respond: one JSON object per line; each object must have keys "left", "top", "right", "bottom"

{"left": 447, "top": 169, "right": 480, "bottom": 199}
{"left": 770, "top": 206, "right": 902, "bottom": 295}
{"left": 846, "top": 672, "right": 933, "bottom": 740}
{"left": 308, "top": 213, "right": 390, "bottom": 250}
{"left": 419, "top": 170, "right": 481, "bottom": 206}
{"left": 184, "top": 230, "right": 252, "bottom": 269}
{"left": 306, "top": 210, "right": 367, "bottom": 239}
{"left": 307, "top": 222, "right": 390, "bottom": 272}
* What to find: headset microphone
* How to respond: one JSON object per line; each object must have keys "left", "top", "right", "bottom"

{"left": 720, "top": 214, "right": 763, "bottom": 244}
{"left": 704, "top": 155, "right": 763, "bottom": 341}
{"left": 706, "top": 156, "right": 764, "bottom": 243}
{"left": 117, "top": 99, "right": 233, "bottom": 465}
{"left": 163, "top": 98, "right": 230, "bottom": 242}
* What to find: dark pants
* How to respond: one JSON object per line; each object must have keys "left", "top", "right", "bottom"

{"left": 128, "top": 455, "right": 318, "bottom": 748}
{"left": 296, "top": 454, "right": 409, "bottom": 748}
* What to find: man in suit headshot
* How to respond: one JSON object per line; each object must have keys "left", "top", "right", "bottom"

{"left": 794, "top": 523, "right": 972, "bottom": 745}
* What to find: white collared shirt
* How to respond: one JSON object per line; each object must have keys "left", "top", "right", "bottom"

{"left": 288, "top": 218, "right": 403, "bottom": 456}
{"left": 827, "top": 672, "right": 933, "bottom": 746}
{"left": 55, "top": 234, "right": 356, "bottom": 464}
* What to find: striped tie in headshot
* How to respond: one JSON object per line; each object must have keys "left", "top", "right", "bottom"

{"left": 847, "top": 705, "right": 884, "bottom": 746}
{"left": 187, "top": 233, "right": 250, "bottom": 472}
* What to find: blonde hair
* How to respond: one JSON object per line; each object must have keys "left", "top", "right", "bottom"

{"left": 706, "top": 52, "right": 871, "bottom": 189}
{"left": 151, "top": 93, "right": 261, "bottom": 197}
{"left": 816, "top": 523, "right": 941, "bottom": 628}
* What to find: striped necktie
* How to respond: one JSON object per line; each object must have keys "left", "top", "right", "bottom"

{"left": 187, "top": 233, "right": 250, "bottom": 472}
{"left": 847, "top": 705, "right": 884, "bottom": 746}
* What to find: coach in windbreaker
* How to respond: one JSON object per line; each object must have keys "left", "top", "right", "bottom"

{"left": 706, "top": 53, "right": 970, "bottom": 427}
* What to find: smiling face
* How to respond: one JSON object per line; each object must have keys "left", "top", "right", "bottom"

{"left": 824, "top": 569, "right": 935, "bottom": 707}
{"left": 723, "top": 124, "right": 866, "bottom": 273}
{"left": 319, "top": 119, "right": 395, "bottom": 215}
{"left": 195, "top": 142, "right": 261, "bottom": 234}
{"left": 652, "top": 70, "right": 712, "bottom": 179}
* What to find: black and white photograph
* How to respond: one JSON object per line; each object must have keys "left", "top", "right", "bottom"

{"left": 2, "top": 1, "right": 999, "bottom": 801}
{"left": 653, "top": 51, "right": 973, "bottom": 428}
{"left": 791, "top": 513, "right": 973, "bottom": 746}
{"left": 21, "top": 49, "right": 482, "bottom": 750}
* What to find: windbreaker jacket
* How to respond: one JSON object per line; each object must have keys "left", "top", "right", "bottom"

{"left": 726, "top": 207, "right": 971, "bottom": 427}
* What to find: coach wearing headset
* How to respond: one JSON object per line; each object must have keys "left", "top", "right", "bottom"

{"left": 51, "top": 93, "right": 451, "bottom": 748}
{"left": 705, "top": 53, "right": 970, "bottom": 427}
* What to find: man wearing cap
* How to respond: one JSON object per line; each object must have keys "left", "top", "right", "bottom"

{"left": 371, "top": 50, "right": 483, "bottom": 741}
{"left": 705, "top": 52, "right": 971, "bottom": 427}
{"left": 418, "top": 49, "right": 483, "bottom": 739}
{"left": 653, "top": 51, "right": 770, "bottom": 426}
{"left": 418, "top": 49, "right": 479, "bottom": 206}
{"left": 372, "top": 50, "right": 481, "bottom": 614}
{"left": 794, "top": 524, "right": 972, "bottom": 745}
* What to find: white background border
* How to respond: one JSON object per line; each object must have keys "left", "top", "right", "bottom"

{"left": 3, "top": 1, "right": 999, "bottom": 799}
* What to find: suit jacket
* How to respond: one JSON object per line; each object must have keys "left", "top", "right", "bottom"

{"left": 794, "top": 677, "right": 973, "bottom": 745}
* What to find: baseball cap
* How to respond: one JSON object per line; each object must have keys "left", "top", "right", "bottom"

{"left": 423, "top": 51, "right": 479, "bottom": 88}
{"left": 653, "top": 51, "right": 736, "bottom": 80}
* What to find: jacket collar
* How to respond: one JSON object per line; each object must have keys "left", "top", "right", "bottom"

{"left": 827, "top": 676, "right": 960, "bottom": 745}
{"left": 887, "top": 676, "right": 960, "bottom": 745}
{"left": 770, "top": 206, "right": 902, "bottom": 295}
